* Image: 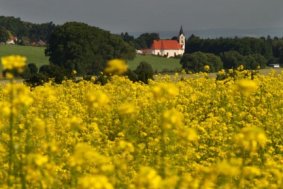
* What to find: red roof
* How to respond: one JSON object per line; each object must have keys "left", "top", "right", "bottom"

{"left": 151, "top": 40, "right": 182, "bottom": 50}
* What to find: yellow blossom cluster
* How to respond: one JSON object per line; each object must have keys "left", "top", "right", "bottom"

{"left": 1, "top": 55, "right": 26, "bottom": 71}
{"left": 1, "top": 57, "right": 283, "bottom": 188}
{"left": 104, "top": 59, "right": 128, "bottom": 75}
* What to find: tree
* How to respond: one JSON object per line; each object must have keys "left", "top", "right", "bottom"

{"left": 221, "top": 51, "right": 245, "bottom": 69}
{"left": 22, "top": 63, "right": 38, "bottom": 79}
{"left": 134, "top": 33, "right": 160, "bottom": 49}
{"left": 0, "top": 27, "right": 9, "bottom": 42}
{"left": 181, "top": 52, "right": 207, "bottom": 73}
{"left": 180, "top": 52, "right": 223, "bottom": 73}
{"left": 39, "top": 64, "right": 66, "bottom": 83}
{"left": 29, "top": 22, "right": 56, "bottom": 42}
{"left": 206, "top": 53, "right": 223, "bottom": 72}
{"left": 45, "top": 22, "right": 135, "bottom": 76}
{"left": 262, "top": 36, "right": 273, "bottom": 60}
{"left": 185, "top": 35, "right": 275, "bottom": 61}
{"left": 134, "top": 61, "right": 154, "bottom": 84}
{"left": 24, "top": 73, "right": 49, "bottom": 87}
{"left": 121, "top": 32, "right": 135, "bottom": 43}
{"left": 244, "top": 54, "right": 267, "bottom": 69}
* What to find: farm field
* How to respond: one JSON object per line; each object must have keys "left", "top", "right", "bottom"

{"left": 0, "top": 45, "right": 49, "bottom": 71}
{"left": 1, "top": 55, "right": 283, "bottom": 188}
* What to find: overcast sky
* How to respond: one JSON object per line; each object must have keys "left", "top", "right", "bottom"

{"left": 1, "top": 0, "right": 283, "bottom": 34}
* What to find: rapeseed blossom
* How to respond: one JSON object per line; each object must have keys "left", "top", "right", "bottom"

{"left": 1, "top": 55, "right": 26, "bottom": 71}
{"left": 78, "top": 175, "right": 114, "bottom": 189}
{"left": 118, "top": 103, "right": 138, "bottom": 116}
{"left": 204, "top": 65, "right": 210, "bottom": 72}
{"left": 234, "top": 126, "right": 267, "bottom": 152}
{"left": 104, "top": 59, "right": 128, "bottom": 75}
{"left": 1, "top": 56, "right": 283, "bottom": 188}
{"left": 237, "top": 79, "right": 258, "bottom": 95}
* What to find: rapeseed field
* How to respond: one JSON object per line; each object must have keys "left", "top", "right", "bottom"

{"left": 0, "top": 56, "right": 283, "bottom": 188}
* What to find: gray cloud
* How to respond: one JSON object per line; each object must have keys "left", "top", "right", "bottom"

{"left": 0, "top": 0, "right": 283, "bottom": 34}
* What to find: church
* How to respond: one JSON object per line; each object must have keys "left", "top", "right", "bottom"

{"left": 138, "top": 27, "right": 185, "bottom": 58}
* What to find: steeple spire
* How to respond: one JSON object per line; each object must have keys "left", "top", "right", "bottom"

{"left": 179, "top": 25, "right": 184, "bottom": 35}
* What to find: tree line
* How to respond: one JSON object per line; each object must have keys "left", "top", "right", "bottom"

{"left": 121, "top": 32, "right": 160, "bottom": 49}
{"left": 0, "top": 16, "right": 55, "bottom": 45}
{"left": 180, "top": 35, "right": 283, "bottom": 73}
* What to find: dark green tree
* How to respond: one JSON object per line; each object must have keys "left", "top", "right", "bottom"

{"left": 22, "top": 63, "right": 38, "bottom": 79}
{"left": 221, "top": 51, "right": 245, "bottom": 69}
{"left": 134, "top": 33, "right": 160, "bottom": 49}
{"left": 206, "top": 53, "right": 223, "bottom": 72}
{"left": 39, "top": 64, "right": 66, "bottom": 83}
{"left": 134, "top": 61, "right": 154, "bottom": 84}
{"left": 0, "top": 27, "right": 9, "bottom": 42}
{"left": 244, "top": 54, "right": 267, "bottom": 69}
{"left": 181, "top": 52, "right": 207, "bottom": 73}
{"left": 29, "top": 22, "right": 56, "bottom": 42}
{"left": 181, "top": 52, "right": 223, "bottom": 73}
{"left": 45, "top": 22, "right": 135, "bottom": 76}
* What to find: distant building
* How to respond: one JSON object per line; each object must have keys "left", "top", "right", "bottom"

{"left": 32, "top": 40, "right": 47, "bottom": 46}
{"left": 6, "top": 36, "right": 17, "bottom": 45}
{"left": 139, "top": 26, "right": 185, "bottom": 58}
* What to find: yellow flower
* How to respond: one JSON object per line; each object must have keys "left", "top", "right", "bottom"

{"left": 237, "top": 65, "right": 244, "bottom": 71}
{"left": 134, "top": 167, "right": 162, "bottom": 189}
{"left": 215, "top": 160, "right": 240, "bottom": 176}
{"left": 118, "top": 103, "right": 137, "bottom": 116}
{"left": 1, "top": 55, "right": 26, "bottom": 71}
{"left": 243, "top": 166, "right": 261, "bottom": 177}
{"left": 104, "top": 59, "right": 128, "bottom": 75}
{"left": 237, "top": 79, "right": 258, "bottom": 95}
{"left": 183, "top": 128, "right": 198, "bottom": 142}
{"left": 86, "top": 90, "right": 110, "bottom": 109}
{"left": 162, "top": 109, "right": 183, "bottom": 129}
{"left": 152, "top": 83, "right": 179, "bottom": 100}
{"left": 28, "top": 153, "right": 48, "bottom": 167}
{"left": 234, "top": 127, "right": 267, "bottom": 152}
{"left": 78, "top": 175, "right": 113, "bottom": 189}
{"left": 204, "top": 65, "right": 210, "bottom": 72}
{"left": 69, "top": 116, "right": 83, "bottom": 131}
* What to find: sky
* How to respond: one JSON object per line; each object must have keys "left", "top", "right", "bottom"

{"left": 1, "top": 0, "right": 283, "bottom": 35}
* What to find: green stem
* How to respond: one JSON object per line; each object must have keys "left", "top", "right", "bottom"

{"left": 8, "top": 79, "right": 14, "bottom": 187}
{"left": 160, "top": 125, "right": 166, "bottom": 178}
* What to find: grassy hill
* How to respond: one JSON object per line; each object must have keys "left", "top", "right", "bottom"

{"left": 0, "top": 45, "right": 49, "bottom": 71}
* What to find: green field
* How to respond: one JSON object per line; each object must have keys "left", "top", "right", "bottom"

{"left": 0, "top": 45, "right": 182, "bottom": 72}
{"left": 127, "top": 55, "right": 182, "bottom": 72}
{"left": 0, "top": 45, "right": 49, "bottom": 71}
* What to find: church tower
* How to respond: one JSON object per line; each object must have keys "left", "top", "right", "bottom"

{"left": 178, "top": 26, "right": 186, "bottom": 50}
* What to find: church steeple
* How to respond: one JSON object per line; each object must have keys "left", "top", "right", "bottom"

{"left": 179, "top": 25, "right": 184, "bottom": 36}
{"left": 178, "top": 26, "right": 185, "bottom": 50}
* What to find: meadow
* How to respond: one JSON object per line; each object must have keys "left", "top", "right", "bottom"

{"left": 127, "top": 55, "right": 181, "bottom": 72}
{"left": 0, "top": 45, "right": 182, "bottom": 73}
{"left": 1, "top": 56, "right": 283, "bottom": 188}
{"left": 0, "top": 45, "right": 49, "bottom": 71}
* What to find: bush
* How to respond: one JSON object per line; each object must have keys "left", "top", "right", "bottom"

{"left": 22, "top": 63, "right": 38, "bottom": 79}
{"left": 181, "top": 52, "right": 223, "bottom": 73}
{"left": 134, "top": 61, "right": 154, "bottom": 84}
{"left": 24, "top": 73, "right": 49, "bottom": 87}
